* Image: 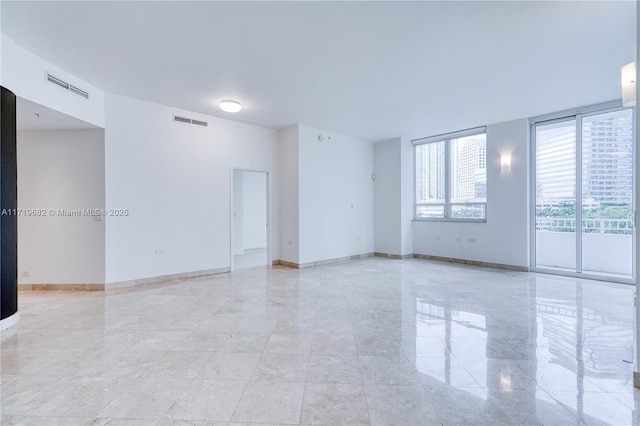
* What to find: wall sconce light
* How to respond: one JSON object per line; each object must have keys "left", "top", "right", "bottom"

{"left": 499, "top": 370, "right": 513, "bottom": 392}
{"left": 621, "top": 62, "right": 636, "bottom": 107}
{"left": 501, "top": 153, "right": 512, "bottom": 173}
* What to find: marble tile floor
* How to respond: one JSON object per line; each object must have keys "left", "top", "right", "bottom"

{"left": 1, "top": 257, "right": 638, "bottom": 425}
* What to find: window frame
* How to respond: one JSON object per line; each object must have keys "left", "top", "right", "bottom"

{"left": 529, "top": 101, "right": 635, "bottom": 284}
{"left": 413, "top": 126, "right": 487, "bottom": 222}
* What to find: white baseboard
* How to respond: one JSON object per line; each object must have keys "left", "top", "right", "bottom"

{"left": 0, "top": 311, "right": 20, "bottom": 331}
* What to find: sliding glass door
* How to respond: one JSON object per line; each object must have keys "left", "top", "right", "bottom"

{"left": 533, "top": 107, "right": 634, "bottom": 281}
{"left": 535, "top": 119, "right": 577, "bottom": 271}
{"left": 581, "top": 110, "right": 634, "bottom": 277}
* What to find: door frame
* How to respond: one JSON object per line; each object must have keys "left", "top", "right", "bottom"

{"left": 229, "top": 167, "right": 271, "bottom": 272}
{"left": 529, "top": 101, "right": 636, "bottom": 285}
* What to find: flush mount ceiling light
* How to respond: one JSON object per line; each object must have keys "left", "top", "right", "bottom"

{"left": 219, "top": 100, "right": 242, "bottom": 113}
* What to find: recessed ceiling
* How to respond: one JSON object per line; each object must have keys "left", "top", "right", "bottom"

{"left": 17, "top": 97, "right": 99, "bottom": 131}
{"left": 1, "top": 1, "right": 636, "bottom": 141}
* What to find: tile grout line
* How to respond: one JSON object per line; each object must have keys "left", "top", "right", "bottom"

{"left": 349, "top": 299, "right": 374, "bottom": 425}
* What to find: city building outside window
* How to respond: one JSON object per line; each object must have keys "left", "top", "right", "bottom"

{"left": 414, "top": 127, "right": 487, "bottom": 221}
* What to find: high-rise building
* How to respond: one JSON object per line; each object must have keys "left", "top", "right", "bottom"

{"left": 582, "top": 112, "right": 633, "bottom": 205}
{"left": 415, "top": 142, "right": 445, "bottom": 202}
{"left": 535, "top": 110, "right": 632, "bottom": 209}
{"left": 455, "top": 138, "right": 486, "bottom": 201}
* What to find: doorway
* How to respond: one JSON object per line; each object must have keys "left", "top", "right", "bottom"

{"left": 531, "top": 106, "right": 634, "bottom": 282}
{"left": 232, "top": 169, "right": 268, "bottom": 270}
{"left": 16, "top": 97, "right": 106, "bottom": 289}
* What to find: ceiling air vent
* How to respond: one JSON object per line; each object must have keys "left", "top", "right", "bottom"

{"left": 46, "top": 72, "right": 89, "bottom": 99}
{"left": 172, "top": 115, "right": 208, "bottom": 128}
{"left": 191, "top": 119, "right": 208, "bottom": 127}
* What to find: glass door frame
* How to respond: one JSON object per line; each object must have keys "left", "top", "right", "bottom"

{"left": 529, "top": 101, "right": 636, "bottom": 285}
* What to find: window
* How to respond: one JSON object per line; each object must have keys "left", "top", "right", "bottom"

{"left": 414, "top": 127, "right": 487, "bottom": 220}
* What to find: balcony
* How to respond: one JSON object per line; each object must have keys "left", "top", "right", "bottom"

{"left": 535, "top": 218, "right": 633, "bottom": 277}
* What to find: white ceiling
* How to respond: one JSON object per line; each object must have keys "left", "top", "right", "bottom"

{"left": 17, "top": 97, "right": 99, "bottom": 131}
{"left": 1, "top": 1, "right": 636, "bottom": 142}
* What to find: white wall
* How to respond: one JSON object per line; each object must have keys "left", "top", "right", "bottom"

{"left": 104, "top": 94, "right": 279, "bottom": 284}
{"left": 1, "top": 34, "right": 105, "bottom": 128}
{"left": 17, "top": 129, "right": 105, "bottom": 284}
{"left": 242, "top": 171, "right": 267, "bottom": 249}
{"left": 232, "top": 170, "right": 244, "bottom": 255}
{"left": 298, "top": 124, "right": 374, "bottom": 264}
{"left": 374, "top": 140, "right": 401, "bottom": 254}
{"left": 278, "top": 125, "right": 299, "bottom": 264}
{"left": 412, "top": 118, "right": 529, "bottom": 268}
{"left": 373, "top": 137, "right": 414, "bottom": 256}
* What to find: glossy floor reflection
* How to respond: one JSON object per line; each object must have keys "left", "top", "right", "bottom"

{"left": 1, "top": 258, "right": 638, "bottom": 425}
{"left": 233, "top": 247, "right": 268, "bottom": 270}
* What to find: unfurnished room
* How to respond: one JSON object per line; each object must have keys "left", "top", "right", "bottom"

{"left": 0, "top": 1, "right": 638, "bottom": 425}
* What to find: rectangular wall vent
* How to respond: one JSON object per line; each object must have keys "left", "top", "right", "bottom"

{"left": 172, "top": 115, "right": 208, "bottom": 127}
{"left": 191, "top": 119, "right": 208, "bottom": 127}
{"left": 46, "top": 72, "right": 89, "bottom": 99}
{"left": 173, "top": 115, "right": 191, "bottom": 124}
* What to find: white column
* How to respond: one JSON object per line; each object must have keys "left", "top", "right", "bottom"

{"left": 635, "top": 0, "right": 640, "bottom": 389}
{"left": 400, "top": 137, "right": 414, "bottom": 256}
{"left": 373, "top": 137, "right": 413, "bottom": 258}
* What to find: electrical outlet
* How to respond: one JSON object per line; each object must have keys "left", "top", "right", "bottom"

{"left": 21, "top": 270, "right": 30, "bottom": 278}
{"left": 155, "top": 249, "right": 164, "bottom": 255}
